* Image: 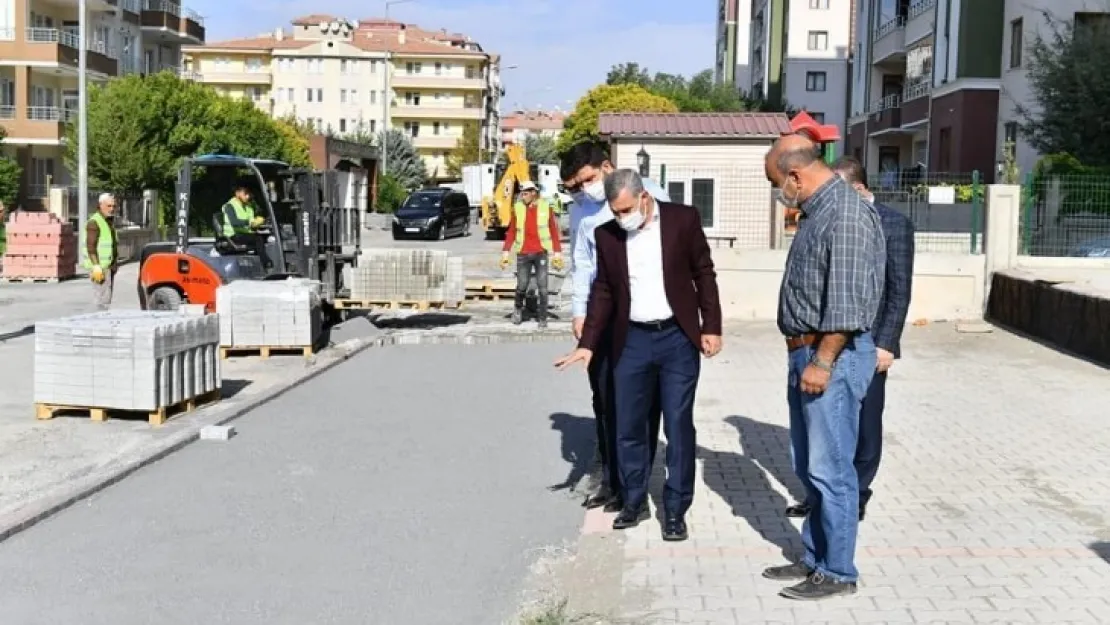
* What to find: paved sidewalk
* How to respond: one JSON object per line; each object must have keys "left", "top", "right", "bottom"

{"left": 595, "top": 322, "right": 1110, "bottom": 624}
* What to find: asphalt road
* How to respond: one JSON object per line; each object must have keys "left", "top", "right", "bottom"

{"left": 0, "top": 341, "right": 594, "bottom": 625}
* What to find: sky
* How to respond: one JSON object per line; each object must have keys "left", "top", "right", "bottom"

{"left": 190, "top": 0, "right": 716, "bottom": 112}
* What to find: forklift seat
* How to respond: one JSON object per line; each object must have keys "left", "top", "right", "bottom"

{"left": 211, "top": 213, "right": 250, "bottom": 255}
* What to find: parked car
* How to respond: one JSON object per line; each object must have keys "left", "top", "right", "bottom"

{"left": 1069, "top": 235, "right": 1110, "bottom": 257}
{"left": 391, "top": 189, "right": 472, "bottom": 240}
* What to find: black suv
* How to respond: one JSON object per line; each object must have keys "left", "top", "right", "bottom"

{"left": 392, "top": 188, "right": 472, "bottom": 240}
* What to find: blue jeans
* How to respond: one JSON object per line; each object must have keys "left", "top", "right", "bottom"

{"left": 612, "top": 324, "right": 700, "bottom": 515}
{"left": 787, "top": 333, "right": 876, "bottom": 583}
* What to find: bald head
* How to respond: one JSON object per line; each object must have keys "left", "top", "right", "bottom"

{"left": 764, "top": 133, "right": 833, "bottom": 206}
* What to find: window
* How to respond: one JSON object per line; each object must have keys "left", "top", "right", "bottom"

{"left": 405, "top": 92, "right": 421, "bottom": 106}
{"left": 691, "top": 179, "right": 715, "bottom": 228}
{"left": 809, "top": 111, "right": 825, "bottom": 123}
{"left": 433, "top": 121, "right": 441, "bottom": 135}
{"left": 370, "top": 90, "right": 377, "bottom": 104}
{"left": 369, "top": 120, "right": 376, "bottom": 133}
{"left": 807, "top": 31, "right": 828, "bottom": 50}
{"left": 805, "top": 71, "right": 827, "bottom": 91}
{"left": 667, "top": 181, "right": 686, "bottom": 205}
{"left": 1009, "top": 18, "right": 1023, "bottom": 68}
{"left": 316, "top": 88, "right": 323, "bottom": 102}
{"left": 340, "top": 89, "right": 347, "bottom": 103}
{"left": 435, "top": 62, "right": 443, "bottom": 75}
{"left": 339, "top": 119, "right": 347, "bottom": 133}
{"left": 370, "top": 60, "right": 378, "bottom": 73}
{"left": 350, "top": 90, "right": 359, "bottom": 104}
{"left": 809, "top": 0, "right": 829, "bottom": 7}
{"left": 286, "top": 87, "right": 294, "bottom": 101}
{"left": 246, "top": 58, "right": 262, "bottom": 72}
{"left": 406, "top": 61, "right": 422, "bottom": 74}
{"left": 247, "top": 87, "right": 263, "bottom": 102}
{"left": 404, "top": 121, "right": 419, "bottom": 137}
{"left": 0, "top": 78, "right": 14, "bottom": 107}
{"left": 1003, "top": 121, "right": 1018, "bottom": 154}
{"left": 306, "top": 88, "right": 313, "bottom": 102}
{"left": 340, "top": 59, "right": 348, "bottom": 74}
{"left": 937, "top": 127, "right": 952, "bottom": 171}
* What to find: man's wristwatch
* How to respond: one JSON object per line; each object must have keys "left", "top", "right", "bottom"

{"left": 810, "top": 356, "right": 834, "bottom": 372}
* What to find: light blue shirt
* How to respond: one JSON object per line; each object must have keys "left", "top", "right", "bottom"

{"left": 570, "top": 177, "right": 670, "bottom": 318}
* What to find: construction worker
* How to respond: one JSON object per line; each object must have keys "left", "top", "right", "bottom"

{"left": 500, "top": 181, "right": 563, "bottom": 327}
{"left": 221, "top": 182, "right": 267, "bottom": 263}
{"left": 81, "top": 193, "right": 118, "bottom": 310}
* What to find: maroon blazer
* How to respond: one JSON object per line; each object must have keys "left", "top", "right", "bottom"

{"left": 578, "top": 202, "right": 723, "bottom": 363}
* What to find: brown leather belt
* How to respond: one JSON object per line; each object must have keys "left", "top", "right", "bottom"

{"left": 785, "top": 333, "right": 820, "bottom": 351}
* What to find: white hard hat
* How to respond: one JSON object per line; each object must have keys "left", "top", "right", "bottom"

{"left": 519, "top": 181, "right": 538, "bottom": 192}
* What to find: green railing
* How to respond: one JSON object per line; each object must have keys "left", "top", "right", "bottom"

{"left": 1020, "top": 173, "right": 1110, "bottom": 257}
{"left": 871, "top": 170, "right": 984, "bottom": 254}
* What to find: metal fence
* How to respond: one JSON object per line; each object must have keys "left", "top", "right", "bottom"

{"left": 1020, "top": 173, "right": 1110, "bottom": 257}
{"left": 869, "top": 171, "right": 984, "bottom": 254}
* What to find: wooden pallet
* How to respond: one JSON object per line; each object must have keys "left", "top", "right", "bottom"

{"left": 1, "top": 275, "right": 76, "bottom": 284}
{"left": 465, "top": 289, "right": 513, "bottom": 301}
{"left": 34, "top": 389, "right": 221, "bottom": 427}
{"left": 332, "top": 299, "right": 462, "bottom": 311}
{"left": 219, "top": 345, "right": 314, "bottom": 360}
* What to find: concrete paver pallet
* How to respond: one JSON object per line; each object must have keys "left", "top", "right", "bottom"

{"left": 1, "top": 276, "right": 76, "bottom": 284}
{"left": 34, "top": 389, "right": 221, "bottom": 426}
{"left": 219, "top": 345, "right": 314, "bottom": 360}
{"left": 332, "top": 299, "right": 462, "bottom": 311}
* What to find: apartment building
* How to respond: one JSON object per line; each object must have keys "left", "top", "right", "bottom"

{"left": 749, "top": 0, "right": 854, "bottom": 148}
{"left": 0, "top": 0, "right": 202, "bottom": 203}
{"left": 499, "top": 110, "right": 564, "bottom": 147}
{"left": 715, "top": 0, "right": 752, "bottom": 88}
{"left": 182, "top": 15, "right": 501, "bottom": 182}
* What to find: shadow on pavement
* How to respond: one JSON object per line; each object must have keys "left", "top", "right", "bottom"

{"left": 0, "top": 324, "right": 34, "bottom": 342}
{"left": 368, "top": 312, "right": 471, "bottom": 329}
{"left": 546, "top": 412, "right": 597, "bottom": 494}
{"left": 693, "top": 415, "right": 803, "bottom": 557}
{"left": 220, "top": 379, "right": 252, "bottom": 399}
{"left": 1091, "top": 542, "right": 1110, "bottom": 567}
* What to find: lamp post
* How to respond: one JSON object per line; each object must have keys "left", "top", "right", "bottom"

{"left": 77, "top": 0, "right": 88, "bottom": 232}
{"left": 637, "top": 145, "right": 650, "bottom": 177}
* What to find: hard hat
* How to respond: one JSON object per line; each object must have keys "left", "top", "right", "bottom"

{"left": 519, "top": 181, "right": 538, "bottom": 192}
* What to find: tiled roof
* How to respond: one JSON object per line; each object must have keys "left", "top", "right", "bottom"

{"left": 598, "top": 113, "right": 792, "bottom": 139}
{"left": 291, "top": 14, "right": 340, "bottom": 26}
{"left": 501, "top": 111, "right": 566, "bottom": 131}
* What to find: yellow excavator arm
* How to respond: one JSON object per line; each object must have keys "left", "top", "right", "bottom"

{"left": 480, "top": 144, "right": 532, "bottom": 238}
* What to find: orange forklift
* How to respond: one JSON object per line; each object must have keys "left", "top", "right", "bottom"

{"left": 137, "top": 154, "right": 360, "bottom": 321}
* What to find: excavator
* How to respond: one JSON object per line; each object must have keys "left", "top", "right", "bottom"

{"left": 478, "top": 143, "right": 562, "bottom": 240}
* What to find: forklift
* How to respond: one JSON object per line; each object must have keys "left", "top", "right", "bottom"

{"left": 137, "top": 154, "right": 361, "bottom": 322}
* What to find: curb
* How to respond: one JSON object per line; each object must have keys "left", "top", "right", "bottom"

{"left": 0, "top": 325, "right": 571, "bottom": 543}
{"left": 0, "top": 335, "right": 378, "bottom": 544}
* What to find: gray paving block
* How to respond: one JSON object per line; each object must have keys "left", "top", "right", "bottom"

{"left": 216, "top": 279, "right": 322, "bottom": 348}
{"left": 33, "top": 310, "right": 220, "bottom": 412}
{"left": 349, "top": 248, "right": 465, "bottom": 305}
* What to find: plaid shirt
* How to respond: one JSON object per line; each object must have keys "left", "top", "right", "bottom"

{"left": 778, "top": 176, "right": 886, "bottom": 337}
{"left": 871, "top": 201, "right": 915, "bottom": 357}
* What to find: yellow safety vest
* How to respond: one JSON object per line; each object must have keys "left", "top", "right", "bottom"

{"left": 512, "top": 199, "right": 553, "bottom": 253}
{"left": 221, "top": 197, "right": 255, "bottom": 237}
{"left": 80, "top": 212, "right": 115, "bottom": 269}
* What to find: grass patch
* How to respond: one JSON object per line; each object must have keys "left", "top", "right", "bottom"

{"left": 516, "top": 598, "right": 618, "bottom": 625}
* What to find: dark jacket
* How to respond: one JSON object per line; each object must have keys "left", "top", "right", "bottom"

{"left": 578, "top": 202, "right": 723, "bottom": 363}
{"left": 871, "top": 201, "right": 915, "bottom": 358}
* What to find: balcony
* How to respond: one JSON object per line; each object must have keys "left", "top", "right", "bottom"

{"left": 872, "top": 16, "right": 906, "bottom": 65}
{"left": 0, "top": 107, "right": 70, "bottom": 143}
{"left": 391, "top": 75, "right": 485, "bottom": 90}
{"left": 868, "top": 94, "right": 902, "bottom": 134}
{"left": 391, "top": 105, "right": 483, "bottom": 120}
{"left": 12, "top": 28, "right": 119, "bottom": 75}
{"left": 906, "top": 0, "right": 936, "bottom": 45}
{"left": 121, "top": 0, "right": 142, "bottom": 14}
{"left": 192, "top": 70, "right": 271, "bottom": 85}
{"left": 141, "top": 1, "right": 205, "bottom": 44}
{"left": 412, "top": 135, "right": 460, "bottom": 150}
{"left": 901, "top": 81, "right": 930, "bottom": 126}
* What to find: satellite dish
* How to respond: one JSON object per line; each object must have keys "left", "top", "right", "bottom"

{"left": 330, "top": 21, "right": 340, "bottom": 33}
{"left": 341, "top": 22, "right": 350, "bottom": 33}
{"left": 318, "top": 21, "right": 328, "bottom": 32}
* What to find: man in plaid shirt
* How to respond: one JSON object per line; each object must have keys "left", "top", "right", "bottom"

{"left": 784, "top": 157, "right": 915, "bottom": 524}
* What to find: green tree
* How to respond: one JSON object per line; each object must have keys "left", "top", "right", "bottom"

{"left": 445, "top": 123, "right": 492, "bottom": 177}
{"left": 0, "top": 129, "right": 21, "bottom": 208}
{"left": 523, "top": 134, "right": 559, "bottom": 164}
{"left": 374, "top": 173, "right": 408, "bottom": 213}
{"left": 606, "top": 63, "right": 795, "bottom": 114}
{"left": 605, "top": 62, "right": 651, "bottom": 87}
{"left": 557, "top": 84, "right": 678, "bottom": 154}
{"left": 379, "top": 129, "right": 426, "bottom": 190}
{"left": 1017, "top": 13, "right": 1110, "bottom": 167}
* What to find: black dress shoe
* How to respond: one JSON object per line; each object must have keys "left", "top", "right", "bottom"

{"left": 662, "top": 515, "right": 688, "bottom": 541}
{"left": 785, "top": 503, "right": 811, "bottom": 518}
{"left": 779, "top": 571, "right": 858, "bottom": 601}
{"left": 858, "top": 502, "right": 867, "bottom": 521}
{"left": 603, "top": 497, "right": 624, "bottom": 513}
{"left": 611, "top": 505, "right": 649, "bottom": 530}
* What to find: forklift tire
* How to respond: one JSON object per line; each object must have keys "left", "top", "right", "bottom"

{"left": 148, "top": 286, "right": 184, "bottom": 311}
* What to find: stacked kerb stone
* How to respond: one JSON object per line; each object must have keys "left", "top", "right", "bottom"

{"left": 347, "top": 248, "right": 464, "bottom": 304}
{"left": 215, "top": 279, "right": 322, "bottom": 347}
{"left": 2, "top": 211, "right": 77, "bottom": 280}
{"left": 34, "top": 310, "right": 221, "bottom": 411}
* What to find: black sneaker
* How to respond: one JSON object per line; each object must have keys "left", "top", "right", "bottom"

{"left": 779, "top": 571, "right": 858, "bottom": 601}
{"left": 761, "top": 562, "right": 813, "bottom": 581}
{"left": 785, "top": 503, "right": 811, "bottom": 518}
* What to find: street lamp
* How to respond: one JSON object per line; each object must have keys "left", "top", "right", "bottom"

{"left": 77, "top": 0, "right": 88, "bottom": 232}
{"left": 637, "top": 145, "right": 650, "bottom": 177}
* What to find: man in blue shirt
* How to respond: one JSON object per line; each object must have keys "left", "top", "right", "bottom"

{"left": 560, "top": 141, "right": 670, "bottom": 511}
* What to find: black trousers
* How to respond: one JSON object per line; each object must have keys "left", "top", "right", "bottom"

{"left": 514, "top": 252, "right": 549, "bottom": 319}
{"left": 588, "top": 331, "right": 661, "bottom": 497}
{"left": 856, "top": 371, "right": 887, "bottom": 506}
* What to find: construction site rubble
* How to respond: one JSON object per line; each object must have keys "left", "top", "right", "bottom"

{"left": 33, "top": 310, "right": 220, "bottom": 411}
{"left": 1, "top": 211, "right": 77, "bottom": 281}
{"left": 216, "top": 279, "right": 323, "bottom": 347}
{"left": 346, "top": 248, "right": 465, "bottom": 304}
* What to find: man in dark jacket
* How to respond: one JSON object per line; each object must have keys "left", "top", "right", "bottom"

{"left": 784, "top": 156, "right": 915, "bottom": 521}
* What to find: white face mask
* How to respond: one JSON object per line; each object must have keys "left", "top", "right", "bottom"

{"left": 583, "top": 180, "right": 605, "bottom": 203}
{"left": 617, "top": 197, "right": 647, "bottom": 231}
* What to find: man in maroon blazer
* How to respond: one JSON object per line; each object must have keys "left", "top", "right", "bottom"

{"left": 556, "top": 169, "right": 723, "bottom": 541}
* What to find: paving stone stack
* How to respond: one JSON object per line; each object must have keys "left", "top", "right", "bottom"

{"left": 1, "top": 211, "right": 77, "bottom": 280}
{"left": 33, "top": 310, "right": 220, "bottom": 411}
{"left": 215, "top": 279, "right": 322, "bottom": 347}
{"left": 346, "top": 249, "right": 464, "bottom": 304}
